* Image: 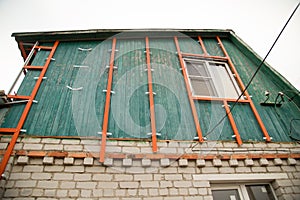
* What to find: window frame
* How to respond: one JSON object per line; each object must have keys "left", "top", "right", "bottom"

{"left": 211, "top": 183, "right": 277, "bottom": 200}
{"left": 183, "top": 57, "right": 242, "bottom": 99}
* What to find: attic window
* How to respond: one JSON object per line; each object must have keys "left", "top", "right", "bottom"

{"left": 184, "top": 58, "right": 241, "bottom": 99}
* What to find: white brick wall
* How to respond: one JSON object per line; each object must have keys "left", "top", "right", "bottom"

{"left": 0, "top": 136, "right": 299, "bottom": 199}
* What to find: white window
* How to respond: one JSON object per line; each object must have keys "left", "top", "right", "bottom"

{"left": 184, "top": 58, "right": 241, "bottom": 99}
{"left": 212, "top": 183, "right": 277, "bottom": 200}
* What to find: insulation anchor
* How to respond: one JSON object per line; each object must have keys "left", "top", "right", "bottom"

{"left": 103, "top": 90, "right": 115, "bottom": 94}
{"left": 97, "top": 132, "right": 113, "bottom": 136}
{"left": 34, "top": 77, "right": 47, "bottom": 80}
{"left": 147, "top": 132, "right": 161, "bottom": 136}
{"left": 144, "top": 68, "right": 154, "bottom": 72}
{"left": 45, "top": 58, "right": 55, "bottom": 61}
{"left": 145, "top": 92, "right": 156, "bottom": 95}
{"left": 78, "top": 47, "right": 92, "bottom": 51}
{"left": 66, "top": 86, "right": 83, "bottom": 91}
{"left": 20, "top": 129, "right": 27, "bottom": 133}
{"left": 105, "top": 66, "right": 118, "bottom": 70}
{"left": 73, "top": 65, "right": 89, "bottom": 68}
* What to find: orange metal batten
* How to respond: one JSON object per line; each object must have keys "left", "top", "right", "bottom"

{"left": 174, "top": 36, "right": 204, "bottom": 142}
{"left": 216, "top": 36, "right": 271, "bottom": 142}
{"left": 0, "top": 41, "right": 60, "bottom": 177}
{"left": 145, "top": 36, "right": 158, "bottom": 152}
{"left": 0, "top": 128, "right": 17, "bottom": 133}
{"left": 34, "top": 46, "right": 53, "bottom": 50}
{"left": 198, "top": 36, "right": 208, "bottom": 56}
{"left": 223, "top": 100, "right": 242, "bottom": 145}
{"left": 192, "top": 96, "right": 250, "bottom": 103}
{"left": 181, "top": 52, "right": 227, "bottom": 62}
{"left": 99, "top": 38, "right": 117, "bottom": 163}
{"left": 6, "top": 95, "right": 31, "bottom": 100}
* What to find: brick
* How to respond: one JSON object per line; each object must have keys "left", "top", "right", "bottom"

{"left": 0, "top": 142, "right": 8, "bottom": 149}
{"left": 213, "top": 159, "right": 222, "bottom": 167}
{"left": 37, "top": 181, "right": 58, "bottom": 188}
{"left": 274, "top": 158, "right": 283, "bottom": 165}
{"left": 53, "top": 173, "right": 73, "bottom": 180}
{"left": 196, "top": 159, "right": 206, "bottom": 167}
{"left": 160, "top": 158, "right": 170, "bottom": 167}
{"left": 41, "top": 138, "right": 61, "bottom": 144}
{"left": 44, "top": 144, "right": 63, "bottom": 151}
{"left": 122, "top": 146, "right": 140, "bottom": 153}
{"left": 43, "top": 156, "right": 54, "bottom": 165}
{"left": 44, "top": 189, "right": 56, "bottom": 196}
{"left": 133, "top": 174, "right": 153, "bottom": 181}
{"left": 103, "top": 158, "right": 113, "bottom": 166}
{"left": 74, "top": 174, "right": 92, "bottom": 181}
{"left": 122, "top": 158, "right": 133, "bottom": 167}
{"left": 23, "top": 143, "right": 43, "bottom": 150}
{"left": 81, "top": 189, "right": 92, "bottom": 197}
{"left": 201, "top": 167, "right": 219, "bottom": 173}
{"left": 178, "top": 188, "right": 188, "bottom": 195}
{"left": 20, "top": 188, "right": 33, "bottom": 196}
{"left": 274, "top": 180, "right": 293, "bottom": 188}
{"left": 9, "top": 172, "right": 30, "bottom": 180}
{"left": 281, "top": 166, "right": 296, "bottom": 172}
{"left": 113, "top": 174, "right": 133, "bottom": 181}
{"left": 193, "top": 181, "right": 210, "bottom": 188}
{"left": 97, "top": 181, "right": 118, "bottom": 189}
{"left": 174, "top": 181, "right": 192, "bottom": 188}
{"left": 44, "top": 165, "right": 64, "bottom": 172}
{"left": 141, "top": 158, "right": 151, "bottom": 167}
{"left": 220, "top": 167, "right": 235, "bottom": 173}
{"left": 65, "top": 166, "right": 84, "bottom": 173}
{"left": 178, "top": 159, "right": 188, "bottom": 167}
{"left": 140, "top": 181, "right": 159, "bottom": 188}
{"left": 4, "top": 188, "right": 19, "bottom": 197}
{"left": 287, "top": 158, "right": 297, "bottom": 165}
{"left": 229, "top": 159, "right": 239, "bottom": 167}
{"left": 22, "top": 137, "right": 41, "bottom": 143}
{"left": 76, "top": 182, "right": 97, "bottom": 189}
{"left": 16, "top": 156, "right": 29, "bottom": 165}
{"left": 64, "top": 145, "right": 83, "bottom": 151}
{"left": 160, "top": 181, "right": 173, "bottom": 188}
{"left": 83, "top": 157, "right": 93, "bottom": 166}
{"left": 244, "top": 159, "right": 254, "bottom": 166}
{"left": 159, "top": 147, "right": 177, "bottom": 154}
{"left": 31, "top": 173, "right": 52, "bottom": 180}
{"left": 23, "top": 165, "right": 43, "bottom": 172}
{"left": 60, "top": 181, "right": 76, "bottom": 189}
{"left": 61, "top": 139, "right": 80, "bottom": 144}
{"left": 251, "top": 167, "right": 267, "bottom": 172}
{"left": 63, "top": 157, "right": 74, "bottom": 165}
{"left": 92, "top": 188, "right": 103, "bottom": 197}
{"left": 93, "top": 174, "right": 113, "bottom": 181}
{"left": 259, "top": 158, "right": 269, "bottom": 166}
{"left": 57, "top": 189, "right": 68, "bottom": 197}
{"left": 119, "top": 181, "right": 139, "bottom": 188}
{"left": 15, "top": 180, "right": 37, "bottom": 188}
{"left": 165, "top": 174, "right": 183, "bottom": 181}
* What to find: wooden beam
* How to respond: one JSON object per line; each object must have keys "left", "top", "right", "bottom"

{"left": 99, "top": 38, "right": 117, "bottom": 163}
{"left": 198, "top": 36, "right": 208, "bottom": 55}
{"left": 145, "top": 36, "right": 158, "bottom": 152}
{"left": 223, "top": 100, "right": 242, "bottom": 145}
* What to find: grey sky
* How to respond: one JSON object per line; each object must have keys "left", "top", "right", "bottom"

{"left": 0, "top": 0, "right": 299, "bottom": 92}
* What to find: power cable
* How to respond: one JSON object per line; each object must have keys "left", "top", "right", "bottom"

{"left": 202, "top": 1, "right": 300, "bottom": 140}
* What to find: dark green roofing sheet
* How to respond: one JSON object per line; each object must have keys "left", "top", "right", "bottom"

{"left": 1, "top": 33, "right": 299, "bottom": 142}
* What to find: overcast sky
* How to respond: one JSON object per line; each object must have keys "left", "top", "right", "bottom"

{"left": 0, "top": 0, "right": 299, "bottom": 92}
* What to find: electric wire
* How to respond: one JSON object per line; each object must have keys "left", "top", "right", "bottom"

{"left": 202, "top": 1, "right": 300, "bottom": 140}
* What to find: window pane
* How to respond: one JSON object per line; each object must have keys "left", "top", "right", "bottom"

{"left": 186, "top": 61, "right": 208, "bottom": 77}
{"left": 212, "top": 189, "right": 241, "bottom": 200}
{"left": 190, "top": 77, "right": 216, "bottom": 97}
{"left": 246, "top": 185, "right": 276, "bottom": 200}
{"left": 209, "top": 62, "right": 239, "bottom": 99}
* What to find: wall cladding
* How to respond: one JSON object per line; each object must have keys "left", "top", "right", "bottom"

{"left": 0, "top": 136, "right": 299, "bottom": 200}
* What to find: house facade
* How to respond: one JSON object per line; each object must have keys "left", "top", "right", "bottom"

{"left": 0, "top": 29, "right": 299, "bottom": 199}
